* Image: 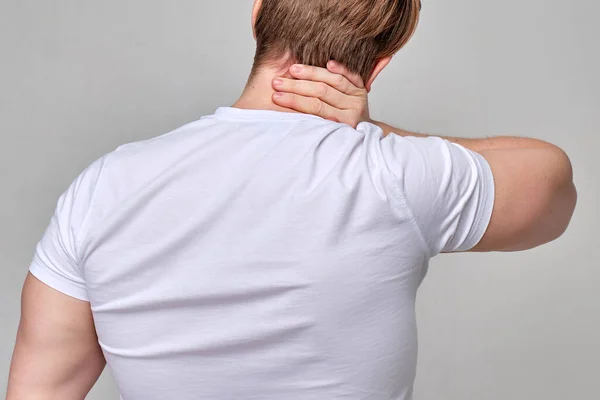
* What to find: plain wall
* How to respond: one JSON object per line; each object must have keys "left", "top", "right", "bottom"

{"left": 1, "top": 1, "right": 598, "bottom": 399}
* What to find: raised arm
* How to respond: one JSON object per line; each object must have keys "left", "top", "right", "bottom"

{"left": 7, "top": 273, "right": 105, "bottom": 400}
{"left": 272, "top": 63, "right": 577, "bottom": 252}
{"left": 372, "top": 121, "right": 577, "bottom": 252}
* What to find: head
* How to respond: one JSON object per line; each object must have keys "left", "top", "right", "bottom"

{"left": 250, "top": 0, "right": 421, "bottom": 91}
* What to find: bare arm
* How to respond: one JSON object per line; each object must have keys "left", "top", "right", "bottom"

{"left": 7, "top": 273, "right": 106, "bottom": 400}
{"left": 373, "top": 120, "right": 556, "bottom": 152}
{"left": 372, "top": 120, "right": 577, "bottom": 252}
{"left": 272, "top": 63, "right": 577, "bottom": 252}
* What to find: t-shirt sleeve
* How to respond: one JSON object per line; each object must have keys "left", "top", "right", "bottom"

{"left": 29, "top": 155, "right": 108, "bottom": 301}
{"left": 379, "top": 134, "right": 495, "bottom": 257}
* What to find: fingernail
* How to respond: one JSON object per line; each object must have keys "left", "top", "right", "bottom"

{"left": 291, "top": 65, "right": 303, "bottom": 74}
{"left": 273, "top": 92, "right": 284, "bottom": 99}
{"left": 273, "top": 78, "right": 283, "bottom": 87}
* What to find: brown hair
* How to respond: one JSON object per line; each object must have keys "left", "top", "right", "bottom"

{"left": 252, "top": 0, "right": 422, "bottom": 81}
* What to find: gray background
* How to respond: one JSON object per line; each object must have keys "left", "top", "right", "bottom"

{"left": 1, "top": 0, "right": 598, "bottom": 399}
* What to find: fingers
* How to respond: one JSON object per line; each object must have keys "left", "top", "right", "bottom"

{"left": 326, "top": 61, "right": 365, "bottom": 89}
{"left": 272, "top": 78, "right": 347, "bottom": 108}
{"left": 272, "top": 62, "right": 369, "bottom": 128}
{"left": 272, "top": 92, "right": 343, "bottom": 123}
{"left": 288, "top": 64, "right": 359, "bottom": 95}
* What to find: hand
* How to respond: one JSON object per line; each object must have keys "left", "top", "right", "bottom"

{"left": 272, "top": 61, "right": 371, "bottom": 128}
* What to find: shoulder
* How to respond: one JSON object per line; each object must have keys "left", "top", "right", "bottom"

{"left": 72, "top": 119, "right": 211, "bottom": 236}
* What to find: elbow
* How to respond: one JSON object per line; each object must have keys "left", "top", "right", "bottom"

{"left": 514, "top": 183, "right": 577, "bottom": 252}
{"left": 549, "top": 180, "right": 577, "bottom": 243}
{"left": 526, "top": 147, "right": 577, "bottom": 250}
{"left": 544, "top": 148, "right": 578, "bottom": 244}
{"left": 554, "top": 146, "right": 574, "bottom": 186}
{"left": 554, "top": 146, "right": 577, "bottom": 218}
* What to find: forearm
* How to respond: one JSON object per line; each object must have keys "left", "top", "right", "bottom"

{"left": 371, "top": 120, "right": 558, "bottom": 153}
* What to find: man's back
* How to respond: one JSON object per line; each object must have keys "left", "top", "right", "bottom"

{"left": 28, "top": 107, "right": 493, "bottom": 399}
{"left": 7, "top": 2, "right": 578, "bottom": 399}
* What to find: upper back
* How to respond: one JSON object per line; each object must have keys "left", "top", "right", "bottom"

{"left": 31, "top": 107, "right": 493, "bottom": 399}
{"left": 83, "top": 107, "right": 426, "bottom": 399}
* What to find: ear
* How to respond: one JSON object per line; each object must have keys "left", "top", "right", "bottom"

{"left": 365, "top": 56, "right": 393, "bottom": 92}
{"left": 252, "top": 0, "right": 263, "bottom": 40}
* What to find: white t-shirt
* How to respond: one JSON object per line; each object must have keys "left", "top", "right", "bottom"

{"left": 30, "top": 107, "right": 494, "bottom": 400}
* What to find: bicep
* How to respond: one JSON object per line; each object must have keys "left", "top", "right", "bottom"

{"left": 7, "top": 273, "right": 105, "bottom": 400}
{"left": 471, "top": 147, "right": 577, "bottom": 252}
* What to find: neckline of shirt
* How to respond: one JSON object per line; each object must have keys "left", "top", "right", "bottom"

{"left": 214, "top": 107, "right": 326, "bottom": 122}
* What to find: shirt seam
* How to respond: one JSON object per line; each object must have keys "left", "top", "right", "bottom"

{"left": 375, "top": 141, "right": 433, "bottom": 259}
{"left": 75, "top": 151, "right": 113, "bottom": 264}
{"left": 212, "top": 115, "right": 327, "bottom": 123}
{"left": 370, "top": 128, "right": 434, "bottom": 259}
{"left": 455, "top": 149, "right": 496, "bottom": 252}
{"left": 389, "top": 176, "right": 435, "bottom": 259}
{"left": 213, "top": 108, "right": 327, "bottom": 122}
{"left": 29, "top": 256, "right": 89, "bottom": 301}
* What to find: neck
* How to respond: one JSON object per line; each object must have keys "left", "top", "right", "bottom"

{"left": 232, "top": 63, "right": 300, "bottom": 114}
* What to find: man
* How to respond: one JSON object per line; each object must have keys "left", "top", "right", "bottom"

{"left": 7, "top": 0, "right": 576, "bottom": 399}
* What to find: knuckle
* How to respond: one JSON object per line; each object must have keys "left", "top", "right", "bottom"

{"left": 318, "top": 83, "right": 329, "bottom": 97}
{"left": 347, "top": 115, "right": 359, "bottom": 128}
{"left": 313, "top": 98, "right": 324, "bottom": 115}
{"left": 334, "top": 75, "right": 345, "bottom": 86}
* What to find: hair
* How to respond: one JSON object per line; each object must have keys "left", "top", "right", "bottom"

{"left": 252, "top": 0, "right": 422, "bottom": 82}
